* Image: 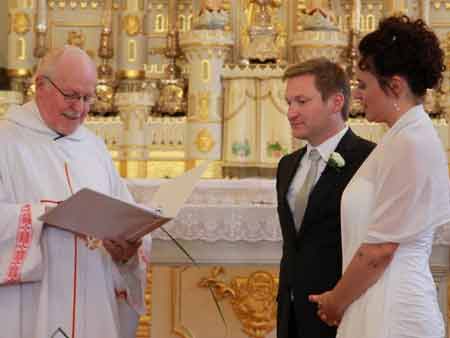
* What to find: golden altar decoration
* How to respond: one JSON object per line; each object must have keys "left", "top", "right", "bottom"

{"left": 127, "top": 178, "right": 450, "bottom": 338}
{"left": 199, "top": 267, "right": 278, "bottom": 338}
{"left": 1, "top": 0, "right": 448, "bottom": 179}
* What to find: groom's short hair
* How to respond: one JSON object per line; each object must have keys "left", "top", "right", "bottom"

{"left": 283, "top": 58, "right": 350, "bottom": 120}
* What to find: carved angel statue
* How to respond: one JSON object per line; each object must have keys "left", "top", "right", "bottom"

{"left": 196, "top": 0, "right": 229, "bottom": 29}
{"left": 299, "top": 0, "right": 339, "bottom": 30}
{"left": 241, "top": 0, "right": 285, "bottom": 62}
{"left": 244, "top": 0, "right": 282, "bottom": 28}
{"left": 199, "top": 0, "right": 225, "bottom": 13}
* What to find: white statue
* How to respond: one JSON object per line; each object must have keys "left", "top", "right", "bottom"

{"left": 195, "top": 0, "right": 229, "bottom": 30}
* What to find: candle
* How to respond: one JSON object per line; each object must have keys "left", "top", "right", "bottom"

{"left": 103, "top": 0, "right": 113, "bottom": 31}
{"left": 352, "top": 0, "right": 361, "bottom": 32}
{"left": 420, "top": 0, "right": 430, "bottom": 25}
{"left": 36, "top": 0, "right": 47, "bottom": 32}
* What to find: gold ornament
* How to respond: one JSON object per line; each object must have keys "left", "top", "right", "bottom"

{"left": 195, "top": 129, "right": 215, "bottom": 153}
{"left": 13, "top": 13, "right": 30, "bottom": 35}
{"left": 198, "top": 93, "right": 210, "bottom": 121}
{"left": 199, "top": 267, "right": 278, "bottom": 338}
{"left": 123, "top": 15, "right": 141, "bottom": 36}
{"left": 67, "top": 31, "right": 85, "bottom": 49}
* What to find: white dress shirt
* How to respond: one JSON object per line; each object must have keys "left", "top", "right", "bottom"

{"left": 287, "top": 126, "right": 349, "bottom": 227}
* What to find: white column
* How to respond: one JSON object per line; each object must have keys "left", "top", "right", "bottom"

{"left": 8, "top": 0, "right": 37, "bottom": 82}
{"left": 180, "top": 29, "right": 233, "bottom": 161}
{"left": 117, "top": 0, "right": 147, "bottom": 81}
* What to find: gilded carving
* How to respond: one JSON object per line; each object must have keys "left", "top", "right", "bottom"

{"left": 201, "top": 60, "right": 210, "bottom": 82}
{"left": 17, "top": 38, "right": 27, "bottom": 61}
{"left": 128, "top": 39, "right": 137, "bottom": 62}
{"left": 155, "top": 14, "right": 165, "bottom": 32}
{"left": 67, "top": 31, "right": 85, "bottom": 49}
{"left": 136, "top": 268, "right": 153, "bottom": 338}
{"left": 199, "top": 267, "right": 278, "bottom": 338}
{"left": 195, "top": 128, "right": 215, "bottom": 153}
{"left": 123, "top": 14, "right": 141, "bottom": 36}
{"left": 13, "top": 12, "right": 30, "bottom": 35}
{"left": 198, "top": 92, "right": 210, "bottom": 120}
{"left": 241, "top": 0, "right": 285, "bottom": 63}
{"left": 156, "top": 82, "right": 186, "bottom": 115}
{"left": 196, "top": 0, "right": 229, "bottom": 29}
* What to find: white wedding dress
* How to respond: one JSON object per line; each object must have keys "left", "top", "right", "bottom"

{"left": 336, "top": 105, "right": 450, "bottom": 338}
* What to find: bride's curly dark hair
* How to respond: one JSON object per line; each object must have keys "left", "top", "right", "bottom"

{"left": 358, "top": 15, "right": 445, "bottom": 98}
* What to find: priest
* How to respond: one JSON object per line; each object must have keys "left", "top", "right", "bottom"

{"left": 0, "top": 46, "right": 152, "bottom": 338}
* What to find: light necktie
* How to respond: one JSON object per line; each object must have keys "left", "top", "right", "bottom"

{"left": 294, "top": 149, "right": 321, "bottom": 231}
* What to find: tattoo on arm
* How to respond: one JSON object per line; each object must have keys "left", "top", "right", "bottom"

{"left": 357, "top": 249, "right": 379, "bottom": 269}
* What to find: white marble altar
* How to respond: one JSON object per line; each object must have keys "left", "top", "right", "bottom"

{"left": 127, "top": 178, "right": 450, "bottom": 328}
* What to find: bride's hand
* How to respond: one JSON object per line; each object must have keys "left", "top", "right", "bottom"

{"left": 309, "top": 291, "right": 344, "bottom": 327}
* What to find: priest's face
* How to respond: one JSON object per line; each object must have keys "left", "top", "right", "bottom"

{"left": 285, "top": 74, "right": 342, "bottom": 146}
{"left": 37, "top": 57, "right": 97, "bottom": 135}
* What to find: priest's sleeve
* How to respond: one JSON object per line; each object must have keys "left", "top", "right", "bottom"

{"left": 0, "top": 174, "right": 46, "bottom": 285}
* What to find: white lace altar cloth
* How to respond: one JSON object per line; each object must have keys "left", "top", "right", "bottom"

{"left": 127, "top": 178, "right": 281, "bottom": 242}
{"left": 126, "top": 178, "right": 450, "bottom": 245}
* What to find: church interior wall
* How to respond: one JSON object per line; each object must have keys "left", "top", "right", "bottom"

{"left": 0, "top": 2, "right": 449, "bottom": 338}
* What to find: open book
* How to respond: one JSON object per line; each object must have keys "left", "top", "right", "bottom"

{"left": 39, "top": 161, "right": 210, "bottom": 241}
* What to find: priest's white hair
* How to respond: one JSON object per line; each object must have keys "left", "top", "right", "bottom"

{"left": 34, "top": 45, "right": 95, "bottom": 82}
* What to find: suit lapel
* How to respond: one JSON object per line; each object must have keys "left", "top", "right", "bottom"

{"left": 296, "top": 129, "right": 358, "bottom": 238}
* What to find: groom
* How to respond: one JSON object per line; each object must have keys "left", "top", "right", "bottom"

{"left": 276, "top": 58, "right": 375, "bottom": 338}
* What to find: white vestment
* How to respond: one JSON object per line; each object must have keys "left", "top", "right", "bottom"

{"left": 0, "top": 101, "right": 152, "bottom": 338}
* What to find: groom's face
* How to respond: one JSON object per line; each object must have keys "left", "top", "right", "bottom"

{"left": 285, "top": 74, "right": 336, "bottom": 146}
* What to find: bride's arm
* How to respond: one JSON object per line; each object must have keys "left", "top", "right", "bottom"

{"left": 309, "top": 242, "right": 398, "bottom": 326}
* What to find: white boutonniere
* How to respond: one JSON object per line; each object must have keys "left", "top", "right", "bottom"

{"left": 328, "top": 152, "right": 345, "bottom": 170}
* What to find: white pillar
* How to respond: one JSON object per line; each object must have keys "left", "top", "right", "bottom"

{"left": 180, "top": 29, "right": 233, "bottom": 161}
{"left": 8, "top": 0, "right": 37, "bottom": 84}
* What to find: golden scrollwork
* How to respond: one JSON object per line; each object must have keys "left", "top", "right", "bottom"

{"left": 199, "top": 267, "right": 278, "bottom": 338}
{"left": 13, "top": 12, "right": 30, "bottom": 35}
{"left": 123, "top": 14, "right": 141, "bottom": 36}
{"left": 195, "top": 128, "right": 216, "bottom": 153}
{"left": 136, "top": 268, "right": 153, "bottom": 338}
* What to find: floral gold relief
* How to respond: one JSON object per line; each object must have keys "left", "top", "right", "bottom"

{"left": 67, "top": 31, "right": 85, "bottom": 49}
{"left": 123, "top": 14, "right": 141, "bottom": 36}
{"left": 195, "top": 129, "right": 215, "bottom": 153}
{"left": 199, "top": 267, "right": 278, "bottom": 338}
{"left": 13, "top": 12, "right": 30, "bottom": 34}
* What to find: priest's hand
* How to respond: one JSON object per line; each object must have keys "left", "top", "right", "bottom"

{"left": 309, "top": 291, "right": 344, "bottom": 327}
{"left": 103, "top": 239, "right": 142, "bottom": 264}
